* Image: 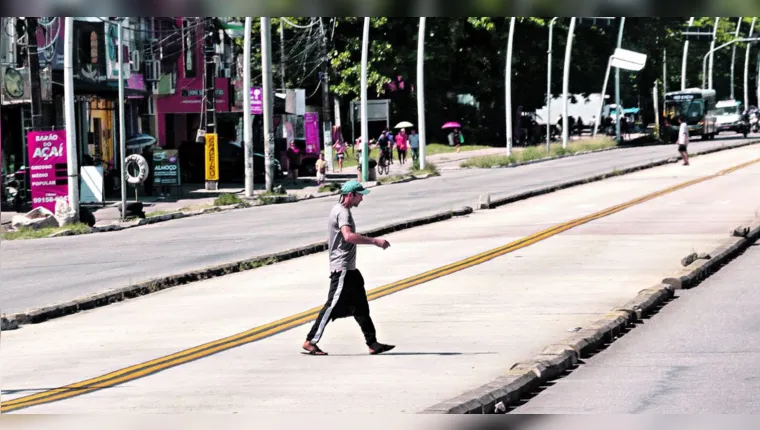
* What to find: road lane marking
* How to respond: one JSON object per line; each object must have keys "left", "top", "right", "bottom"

{"left": 4, "top": 156, "right": 760, "bottom": 413}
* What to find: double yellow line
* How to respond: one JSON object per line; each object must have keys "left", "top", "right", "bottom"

{"left": 3, "top": 156, "right": 759, "bottom": 413}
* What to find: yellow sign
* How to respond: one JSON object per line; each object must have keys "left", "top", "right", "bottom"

{"left": 205, "top": 133, "right": 219, "bottom": 181}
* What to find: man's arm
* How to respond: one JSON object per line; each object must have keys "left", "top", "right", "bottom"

{"left": 341, "top": 225, "right": 390, "bottom": 249}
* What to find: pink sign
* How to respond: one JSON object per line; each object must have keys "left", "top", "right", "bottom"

{"left": 304, "top": 112, "right": 320, "bottom": 155}
{"left": 27, "top": 130, "right": 69, "bottom": 213}
{"left": 156, "top": 77, "right": 230, "bottom": 114}
{"left": 250, "top": 87, "right": 263, "bottom": 114}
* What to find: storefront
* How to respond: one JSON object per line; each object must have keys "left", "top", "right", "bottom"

{"left": 156, "top": 76, "right": 231, "bottom": 183}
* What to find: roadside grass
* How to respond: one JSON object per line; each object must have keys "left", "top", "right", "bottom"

{"left": 460, "top": 137, "right": 617, "bottom": 168}
{"left": 410, "top": 159, "right": 440, "bottom": 176}
{"left": 378, "top": 174, "right": 408, "bottom": 185}
{"left": 318, "top": 182, "right": 342, "bottom": 193}
{"left": 214, "top": 193, "right": 244, "bottom": 206}
{"left": 341, "top": 143, "right": 487, "bottom": 169}
{"left": 1, "top": 222, "right": 91, "bottom": 240}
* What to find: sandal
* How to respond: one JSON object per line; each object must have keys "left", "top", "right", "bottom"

{"left": 302, "top": 343, "right": 328, "bottom": 356}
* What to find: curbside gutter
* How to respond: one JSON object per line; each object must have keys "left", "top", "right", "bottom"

{"left": 420, "top": 219, "right": 760, "bottom": 414}
{"left": 2, "top": 207, "right": 474, "bottom": 328}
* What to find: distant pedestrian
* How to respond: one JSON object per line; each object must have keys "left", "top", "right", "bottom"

{"left": 395, "top": 128, "right": 408, "bottom": 165}
{"left": 316, "top": 152, "right": 327, "bottom": 185}
{"left": 453, "top": 128, "right": 464, "bottom": 153}
{"left": 677, "top": 115, "right": 690, "bottom": 166}
{"left": 409, "top": 129, "right": 420, "bottom": 163}
{"left": 302, "top": 180, "right": 396, "bottom": 356}
{"left": 287, "top": 141, "right": 301, "bottom": 181}
{"left": 333, "top": 139, "right": 346, "bottom": 173}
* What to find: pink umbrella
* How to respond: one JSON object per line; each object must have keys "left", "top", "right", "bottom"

{"left": 442, "top": 122, "right": 461, "bottom": 129}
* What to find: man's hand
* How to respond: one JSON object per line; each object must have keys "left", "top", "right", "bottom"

{"left": 373, "top": 238, "right": 391, "bottom": 250}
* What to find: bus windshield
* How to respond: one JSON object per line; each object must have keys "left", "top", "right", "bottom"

{"left": 664, "top": 99, "right": 704, "bottom": 122}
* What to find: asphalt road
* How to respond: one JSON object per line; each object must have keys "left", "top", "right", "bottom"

{"left": 1, "top": 136, "right": 756, "bottom": 315}
{"left": 512, "top": 238, "right": 760, "bottom": 414}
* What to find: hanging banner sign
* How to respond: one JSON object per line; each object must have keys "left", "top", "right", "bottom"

{"left": 205, "top": 133, "right": 219, "bottom": 181}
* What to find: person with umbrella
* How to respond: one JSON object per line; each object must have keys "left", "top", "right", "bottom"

{"left": 394, "top": 121, "right": 413, "bottom": 165}
{"left": 442, "top": 122, "right": 463, "bottom": 153}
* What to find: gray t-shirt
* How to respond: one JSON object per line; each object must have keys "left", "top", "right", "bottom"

{"left": 328, "top": 203, "right": 357, "bottom": 271}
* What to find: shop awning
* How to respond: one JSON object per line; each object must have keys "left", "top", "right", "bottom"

{"left": 52, "top": 78, "right": 150, "bottom": 99}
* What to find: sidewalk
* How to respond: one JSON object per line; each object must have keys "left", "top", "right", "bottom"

{"left": 1, "top": 146, "right": 500, "bottom": 229}
{"left": 4, "top": 148, "right": 760, "bottom": 413}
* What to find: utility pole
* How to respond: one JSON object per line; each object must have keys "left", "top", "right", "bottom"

{"left": 614, "top": 17, "right": 626, "bottom": 143}
{"left": 243, "top": 17, "right": 254, "bottom": 197}
{"left": 561, "top": 17, "right": 576, "bottom": 149}
{"left": 744, "top": 18, "right": 757, "bottom": 109}
{"left": 505, "top": 17, "right": 516, "bottom": 156}
{"left": 63, "top": 17, "right": 79, "bottom": 219}
{"left": 261, "top": 17, "right": 274, "bottom": 192}
{"left": 417, "top": 17, "right": 427, "bottom": 170}
{"left": 709, "top": 17, "right": 720, "bottom": 90}
{"left": 731, "top": 18, "right": 742, "bottom": 100}
{"left": 319, "top": 18, "right": 334, "bottom": 172}
{"left": 360, "top": 17, "right": 370, "bottom": 182}
{"left": 682, "top": 17, "right": 695, "bottom": 90}
{"left": 279, "top": 19, "right": 286, "bottom": 93}
{"left": 204, "top": 18, "right": 218, "bottom": 191}
{"left": 24, "top": 18, "right": 43, "bottom": 129}
{"left": 118, "top": 20, "right": 127, "bottom": 219}
{"left": 653, "top": 80, "right": 660, "bottom": 139}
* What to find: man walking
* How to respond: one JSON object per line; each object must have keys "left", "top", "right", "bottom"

{"left": 302, "top": 180, "right": 396, "bottom": 356}
{"left": 409, "top": 129, "right": 420, "bottom": 163}
{"left": 677, "top": 115, "right": 690, "bottom": 166}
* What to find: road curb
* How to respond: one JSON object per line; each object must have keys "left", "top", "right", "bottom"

{"left": 662, "top": 220, "right": 760, "bottom": 290}
{"left": 420, "top": 218, "right": 760, "bottom": 414}
{"left": 3, "top": 209, "right": 470, "bottom": 327}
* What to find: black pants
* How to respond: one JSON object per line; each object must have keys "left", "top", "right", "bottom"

{"left": 306, "top": 269, "right": 377, "bottom": 346}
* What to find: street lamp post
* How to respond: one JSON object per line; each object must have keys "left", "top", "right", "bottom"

{"left": 614, "top": 17, "right": 626, "bottom": 143}
{"left": 561, "top": 17, "right": 576, "bottom": 149}
{"left": 243, "top": 17, "right": 254, "bottom": 198}
{"left": 744, "top": 18, "right": 756, "bottom": 109}
{"left": 703, "top": 37, "right": 760, "bottom": 89}
{"left": 360, "top": 18, "right": 370, "bottom": 182}
{"left": 505, "top": 17, "right": 516, "bottom": 156}
{"left": 682, "top": 17, "right": 695, "bottom": 90}
{"left": 731, "top": 18, "right": 743, "bottom": 100}
{"left": 708, "top": 17, "right": 720, "bottom": 90}
{"left": 417, "top": 17, "right": 427, "bottom": 170}
{"left": 546, "top": 17, "right": 559, "bottom": 151}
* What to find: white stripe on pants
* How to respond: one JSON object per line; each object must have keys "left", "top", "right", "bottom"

{"left": 310, "top": 270, "right": 347, "bottom": 343}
